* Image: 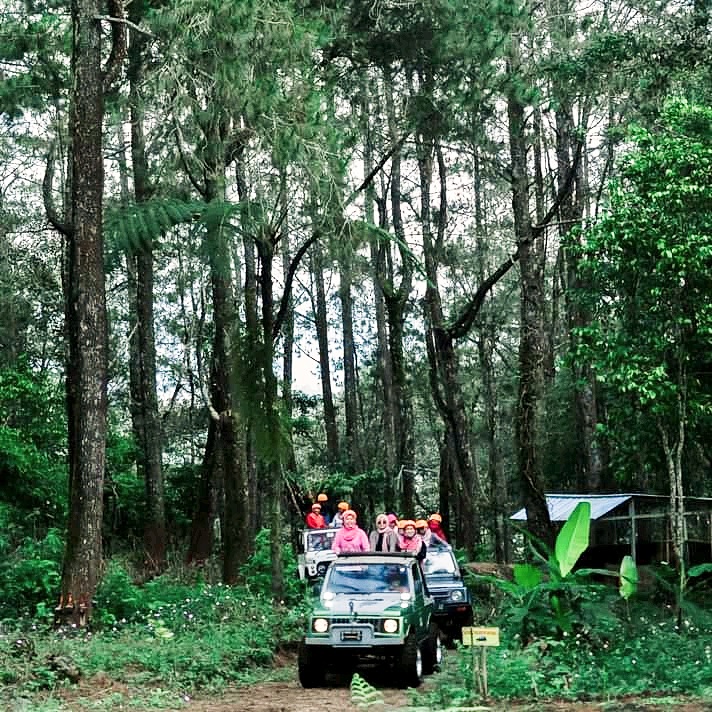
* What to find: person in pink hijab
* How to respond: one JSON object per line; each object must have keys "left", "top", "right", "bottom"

{"left": 331, "top": 510, "right": 370, "bottom": 553}
{"left": 397, "top": 519, "right": 426, "bottom": 563}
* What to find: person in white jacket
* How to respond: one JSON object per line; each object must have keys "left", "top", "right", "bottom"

{"left": 330, "top": 501, "right": 350, "bottom": 528}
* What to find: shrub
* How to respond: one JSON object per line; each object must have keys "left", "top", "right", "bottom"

{"left": 0, "top": 528, "right": 63, "bottom": 621}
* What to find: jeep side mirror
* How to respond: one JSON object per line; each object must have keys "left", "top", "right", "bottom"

{"left": 311, "top": 581, "right": 323, "bottom": 597}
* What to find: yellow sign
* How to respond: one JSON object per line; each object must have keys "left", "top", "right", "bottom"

{"left": 461, "top": 626, "right": 500, "bottom": 647}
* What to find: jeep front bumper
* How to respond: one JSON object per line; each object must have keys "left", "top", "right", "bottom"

{"left": 305, "top": 622, "right": 405, "bottom": 648}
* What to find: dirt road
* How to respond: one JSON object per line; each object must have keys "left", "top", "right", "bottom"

{"left": 52, "top": 659, "right": 712, "bottom": 712}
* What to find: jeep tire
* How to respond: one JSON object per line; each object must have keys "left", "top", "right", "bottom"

{"left": 421, "top": 622, "right": 442, "bottom": 675}
{"left": 394, "top": 631, "right": 422, "bottom": 688}
{"left": 298, "top": 641, "right": 326, "bottom": 688}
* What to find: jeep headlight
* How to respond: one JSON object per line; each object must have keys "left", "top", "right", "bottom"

{"left": 383, "top": 619, "right": 399, "bottom": 634}
{"left": 313, "top": 618, "right": 329, "bottom": 633}
{"left": 450, "top": 589, "right": 464, "bottom": 602}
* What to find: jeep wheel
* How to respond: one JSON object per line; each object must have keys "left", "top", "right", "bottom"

{"left": 395, "top": 631, "right": 422, "bottom": 688}
{"left": 297, "top": 641, "right": 326, "bottom": 688}
{"left": 421, "top": 622, "right": 443, "bottom": 675}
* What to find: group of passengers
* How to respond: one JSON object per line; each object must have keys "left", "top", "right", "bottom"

{"left": 304, "top": 493, "right": 448, "bottom": 559}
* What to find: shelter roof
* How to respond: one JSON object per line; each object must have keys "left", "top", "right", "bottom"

{"left": 510, "top": 493, "right": 636, "bottom": 522}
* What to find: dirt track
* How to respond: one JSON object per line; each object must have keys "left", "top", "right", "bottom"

{"left": 50, "top": 658, "right": 712, "bottom": 712}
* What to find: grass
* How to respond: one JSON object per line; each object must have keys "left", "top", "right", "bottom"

{"left": 1, "top": 553, "right": 711, "bottom": 711}
{"left": 0, "top": 562, "right": 310, "bottom": 711}
{"left": 418, "top": 600, "right": 712, "bottom": 709}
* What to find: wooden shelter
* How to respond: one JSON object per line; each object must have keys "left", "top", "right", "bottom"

{"left": 511, "top": 493, "right": 712, "bottom": 566}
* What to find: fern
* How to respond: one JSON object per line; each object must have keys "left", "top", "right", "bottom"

{"left": 104, "top": 198, "right": 207, "bottom": 259}
{"left": 350, "top": 672, "right": 384, "bottom": 708}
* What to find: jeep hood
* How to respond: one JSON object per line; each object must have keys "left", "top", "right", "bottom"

{"left": 315, "top": 596, "right": 405, "bottom": 616}
{"left": 425, "top": 576, "right": 465, "bottom": 592}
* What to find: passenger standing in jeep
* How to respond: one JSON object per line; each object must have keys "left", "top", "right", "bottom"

{"left": 331, "top": 510, "right": 370, "bottom": 553}
{"left": 369, "top": 513, "right": 398, "bottom": 552}
{"left": 305, "top": 502, "right": 327, "bottom": 529}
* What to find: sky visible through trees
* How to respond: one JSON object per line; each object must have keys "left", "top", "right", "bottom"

{"left": 0, "top": 0, "right": 711, "bottom": 613}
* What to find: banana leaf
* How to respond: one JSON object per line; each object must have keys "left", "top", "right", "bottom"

{"left": 555, "top": 501, "right": 591, "bottom": 578}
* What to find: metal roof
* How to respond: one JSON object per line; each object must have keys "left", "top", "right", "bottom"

{"left": 510, "top": 494, "right": 633, "bottom": 522}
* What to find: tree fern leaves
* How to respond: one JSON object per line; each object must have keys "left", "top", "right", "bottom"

{"left": 104, "top": 198, "right": 206, "bottom": 258}
{"left": 350, "top": 672, "right": 384, "bottom": 708}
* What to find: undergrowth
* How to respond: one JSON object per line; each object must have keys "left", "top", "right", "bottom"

{"left": 421, "top": 600, "right": 712, "bottom": 707}
{"left": 0, "top": 530, "right": 311, "bottom": 711}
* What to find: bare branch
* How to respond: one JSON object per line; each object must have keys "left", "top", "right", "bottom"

{"left": 42, "top": 142, "right": 72, "bottom": 237}
{"left": 101, "top": 2, "right": 128, "bottom": 94}
{"left": 272, "top": 129, "right": 415, "bottom": 341}
{"left": 95, "top": 14, "right": 154, "bottom": 38}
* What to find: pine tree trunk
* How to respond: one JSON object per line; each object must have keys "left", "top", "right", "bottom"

{"left": 507, "top": 43, "right": 553, "bottom": 549}
{"left": 340, "top": 250, "right": 362, "bottom": 472}
{"left": 127, "top": 16, "right": 166, "bottom": 574}
{"left": 420, "top": 135, "right": 479, "bottom": 556}
{"left": 242, "top": 227, "right": 260, "bottom": 539}
{"left": 58, "top": 0, "right": 108, "bottom": 626}
{"left": 383, "top": 79, "right": 415, "bottom": 514}
{"left": 205, "top": 177, "right": 248, "bottom": 581}
{"left": 362, "top": 79, "right": 399, "bottom": 507}
{"left": 280, "top": 168, "right": 297, "bottom": 475}
{"left": 472, "top": 147, "right": 509, "bottom": 562}
{"left": 256, "top": 239, "right": 285, "bottom": 601}
{"left": 311, "top": 242, "right": 340, "bottom": 464}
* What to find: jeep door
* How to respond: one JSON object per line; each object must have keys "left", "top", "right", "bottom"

{"left": 410, "top": 562, "right": 434, "bottom": 640}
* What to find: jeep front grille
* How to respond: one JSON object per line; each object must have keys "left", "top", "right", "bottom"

{"left": 330, "top": 617, "right": 381, "bottom": 627}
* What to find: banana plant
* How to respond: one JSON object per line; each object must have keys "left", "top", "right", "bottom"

{"left": 472, "top": 502, "right": 635, "bottom": 641}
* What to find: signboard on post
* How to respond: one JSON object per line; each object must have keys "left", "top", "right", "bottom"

{"left": 462, "top": 626, "right": 500, "bottom": 647}
{"left": 460, "top": 627, "right": 500, "bottom": 698}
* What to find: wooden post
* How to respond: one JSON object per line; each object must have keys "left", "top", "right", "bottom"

{"left": 462, "top": 626, "right": 499, "bottom": 699}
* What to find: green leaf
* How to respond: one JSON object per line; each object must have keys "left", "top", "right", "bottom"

{"left": 688, "top": 563, "right": 712, "bottom": 578}
{"left": 619, "top": 555, "right": 638, "bottom": 600}
{"left": 555, "top": 501, "right": 591, "bottom": 578}
{"left": 513, "top": 563, "right": 542, "bottom": 590}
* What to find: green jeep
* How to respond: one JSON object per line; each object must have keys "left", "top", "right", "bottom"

{"left": 298, "top": 552, "right": 441, "bottom": 688}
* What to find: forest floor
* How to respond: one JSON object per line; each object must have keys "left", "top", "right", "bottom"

{"left": 53, "top": 677, "right": 712, "bottom": 712}
{"left": 49, "top": 652, "right": 712, "bottom": 712}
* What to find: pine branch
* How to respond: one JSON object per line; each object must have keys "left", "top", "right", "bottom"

{"left": 94, "top": 14, "right": 154, "bottom": 38}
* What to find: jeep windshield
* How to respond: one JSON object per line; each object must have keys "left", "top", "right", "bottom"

{"left": 305, "top": 529, "right": 336, "bottom": 552}
{"left": 423, "top": 550, "right": 458, "bottom": 576}
{"left": 324, "top": 563, "right": 410, "bottom": 595}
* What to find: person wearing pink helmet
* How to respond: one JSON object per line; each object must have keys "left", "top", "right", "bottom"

{"left": 331, "top": 510, "right": 370, "bottom": 553}
{"left": 397, "top": 519, "right": 426, "bottom": 563}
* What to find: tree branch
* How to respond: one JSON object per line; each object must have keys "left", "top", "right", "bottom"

{"left": 173, "top": 116, "right": 206, "bottom": 199}
{"left": 100, "top": 3, "right": 128, "bottom": 94}
{"left": 42, "top": 142, "right": 72, "bottom": 237}
{"left": 272, "top": 129, "right": 415, "bottom": 341}
{"left": 95, "top": 14, "right": 154, "bottom": 38}
{"left": 446, "top": 139, "right": 583, "bottom": 342}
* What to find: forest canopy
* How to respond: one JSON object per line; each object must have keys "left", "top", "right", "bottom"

{"left": 0, "top": 0, "right": 711, "bottom": 623}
